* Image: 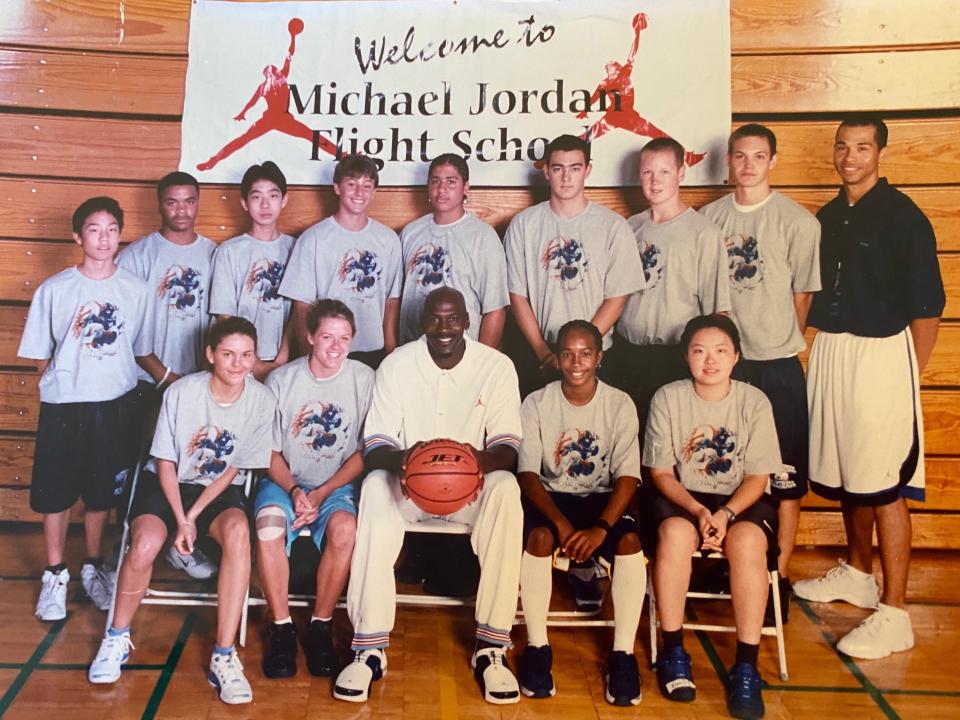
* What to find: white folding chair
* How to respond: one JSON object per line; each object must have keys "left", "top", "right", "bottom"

{"left": 647, "top": 550, "right": 788, "bottom": 681}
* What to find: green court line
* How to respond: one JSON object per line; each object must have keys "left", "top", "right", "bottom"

{"left": 880, "top": 688, "right": 960, "bottom": 698}
{"left": 35, "top": 662, "right": 166, "bottom": 671}
{"left": 141, "top": 612, "right": 195, "bottom": 720}
{"left": 765, "top": 684, "right": 865, "bottom": 693}
{"left": 0, "top": 617, "right": 67, "bottom": 715}
{"left": 685, "top": 606, "right": 731, "bottom": 685}
{"left": 796, "top": 599, "right": 900, "bottom": 720}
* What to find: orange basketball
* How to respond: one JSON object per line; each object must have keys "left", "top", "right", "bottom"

{"left": 403, "top": 439, "right": 482, "bottom": 516}
{"left": 288, "top": 18, "right": 305, "bottom": 35}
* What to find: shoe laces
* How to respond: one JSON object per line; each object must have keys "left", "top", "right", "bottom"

{"left": 662, "top": 647, "right": 692, "bottom": 678}
{"left": 820, "top": 560, "right": 851, "bottom": 583}
{"left": 730, "top": 664, "right": 761, "bottom": 697}
{"left": 100, "top": 634, "right": 134, "bottom": 663}
{"left": 214, "top": 651, "right": 246, "bottom": 682}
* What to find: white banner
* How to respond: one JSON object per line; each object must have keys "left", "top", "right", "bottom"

{"left": 181, "top": 0, "right": 731, "bottom": 186}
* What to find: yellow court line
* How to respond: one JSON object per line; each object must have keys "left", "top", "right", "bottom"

{"left": 437, "top": 613, "right": 459, "bottom": 720}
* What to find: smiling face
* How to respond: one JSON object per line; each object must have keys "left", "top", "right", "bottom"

{"left": 158, "top": 184, "right": 199, "bottom": 235}
{"left": 307, "top": 316, "right": 354, "bottom": 377}
{"left": 639, "top": 148, "right": 684, "bottom": 208}
{"left": 557, "top": 326, "right": 602, "bottom": 392}
{"left": 206, "top": 332, "right": 257, "bottom": 388}
{"left": 833, "top": 124, "right": 884, "bottom": 192}
{"left": 73, "top": 210, "right": 122, "bottom": 263}
{"left": 422, "top": 289, "right": 468, "bottom": 369}
{"left": 544, "top": 149, "right": 591, "bottom": 202}
{"left": 428, "top": 163, "right": 468, "bottom": 223}
{"left": 685, "top": 326, "right": 739, "bottom": 392}
{"left": 241, "top": 179, "right": 287, "bottom": 229}
{"left": 334, "top": 173, "right": 377, "bottom": 219}
{"left": 728, "top": 135, "right": 777, "bottom": 191}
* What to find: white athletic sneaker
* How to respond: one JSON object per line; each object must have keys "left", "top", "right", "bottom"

{"left": 35, "top": 568, "right": 69, "bottom": 621}
{"left": 88, "top": 631, "right": 134, "bottom": 684}
{"left": 836, "top": 604, "right": 915, "bottom": 659}
{"left": 208, "top": 649, "right": 253, "bottom": 704}
{"left": 792, "top": 560, "right": 880, "bottom": 609}
{"left": 81, "top": 563, "right": 114, "bottom": 611}
{"left": 333, "top": 649, "right": 387, "bottom": 703}
{"left": 166, "top": 545, "right": 218, "bottom": 580}
{"left": 471, "top": 646, "right": 520, "bottom": 705}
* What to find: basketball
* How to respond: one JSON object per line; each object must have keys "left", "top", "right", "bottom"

{"left": 288, "top": 18, "right": 305, "bottom": 36}
{"left": 403, "top": 439, "right": 482, "bottom": 516}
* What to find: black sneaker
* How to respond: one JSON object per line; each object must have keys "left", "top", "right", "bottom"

{"left": 656, "top": 645, "right": 696, "bottom": 702}
{"left": 263, "top": 621, "right": 298, "bottom": 678}
{"left": 727, "top": 662, "right": 765, "bottom": 719}
{"left": 519, "top": 644, "right": 555, "bottom": 698}
{"left": 605, "top": 650, "right": 642, "bottom": 706}
{"left": 764, "top": 576, "right": 792, "bottom": 627}
{"left": 304, "top": 619, "right": 338, "bottom": 676}
{"left": 567, "top": 566, "right": 604, "bottom": 611}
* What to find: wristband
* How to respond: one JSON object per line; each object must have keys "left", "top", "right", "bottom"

{"left": 718, "top": 505, "right": 736, "bottom": 522}
{"left": 157, "top": 366, "right": 172, "bottom": 388}
{"left": 594, "top": 518, "right": 612, "bottom": 532}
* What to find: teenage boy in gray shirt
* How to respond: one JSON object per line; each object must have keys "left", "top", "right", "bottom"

{"left": 701, "top": 124, "right": 821, "bottom": 615}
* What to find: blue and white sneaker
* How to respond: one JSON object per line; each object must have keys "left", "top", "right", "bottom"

{"left": 88, "top": 631, "right": 134, "bottom": 684}
{"left": 657, "top": 645, "right": 696, "bottom": 702}
{"left": 208, "top": 649, "right": 253, "bottom": 704}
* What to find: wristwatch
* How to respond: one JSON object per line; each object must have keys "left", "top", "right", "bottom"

{"left": 594, "top": 518, "right": 612, "bottom": 532}
{"left": 719, "top": 505, "right": 736, "bottom": 522}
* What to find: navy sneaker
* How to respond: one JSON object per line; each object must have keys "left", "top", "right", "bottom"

{"left": 519, "top": 644, "right": 555, "bottom": 698}
{"left": 262, "top": 622, "right": 297, "bottom": 679}
{"left": 605, "top": 650, "right": 642, "bottom": 706}
{"left": 656, "top": 645, "right": 696, "bottom": 702}
{"left": 567, "top": 567, "right": 604, "bottom": 611}
{"left": 727, "top": 662, "right": 765, "bottom": 719}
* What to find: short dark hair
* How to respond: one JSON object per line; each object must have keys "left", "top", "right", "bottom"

{"left": 556, "top": 319, "right": 602, "bottom": 353}
{"left": 838, "top": 114, "right": 889, "bottom": 150}
{"left": 545, "top": 134, "right": 591, "bottom": 165}
{"left": 728, "top": 124, "right": 777, "bottom": 156}
{"left": 429, "top": 153, "right": 469, "bottom": 183}
{"left": 206, "top": 316, "right": 258, "bottom": 352}
{"left": 333, "top": 153, "right": 380, "bottom": 186}
{"left": 241, "top": 161, "right": 287, "bottom": 197}
{"left": 157, "top": 171, "right": 200, "bottom": 200}
{"left": 306, "top": 298, "right": 356, "bottom": 336}
{"left": 72, "top": 196, "right": 124, "bottom": 235}
{"left": 680, "top": 314, "right": 742, "bottom": 357}
{"left": 641, "top": 137, "right": 685, "bottom": 167}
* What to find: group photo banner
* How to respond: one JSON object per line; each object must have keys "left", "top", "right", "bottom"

{"left": 181, "top": 0, "right": 731, "bottom": 186}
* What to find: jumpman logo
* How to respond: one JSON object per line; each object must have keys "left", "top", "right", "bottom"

{"left": 196, "top": 18, "right": 337, "bottom": 171}
{"left": 475, "top": 396, "right": 486, "bottom": 409}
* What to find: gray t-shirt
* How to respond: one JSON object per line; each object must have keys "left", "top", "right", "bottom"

{"left": 149, "top": 371, "right": 275, "bottom": 486}
{"left": 616, "top": 208, "right": 730, "bottom": 345}
{"left": 504, "top": 201, "right": 645, "bottom": 350}
{"left": 209, "top": 233, "right": 295, "bottom": 361}
{"left": 18, "top": 266, "right": 152, "bottom": 403}
{"left": 643, "top": 379, "right": 782, "bottom": 496}
{"left": 399, "top": 212, "right": 509, "bottom": 344}
{"left": 266, "top": 357, "right": 374, "bottom": 491}
{"left": 519, "top": 381, "right": 640, "bottom": 496}
{"left": 117, "top": 231, "right": 217, "bottom": 379}
{"left": 700, "top": 192, "right": 821, "bottom": 360}
{"left": 278, "top": 217, "right": 401, "bottom": 353}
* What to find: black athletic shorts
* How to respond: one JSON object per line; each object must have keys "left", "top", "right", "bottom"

{"left": 605, "top": 335, "right": 688, "bottom": 424}
{"left": 522, "top": 491, "right": 639, "bottom": 564}
{"left": 30, "top": 388, "right": 140, "bottom": 514}
{"left": 129, "top": 471, "right": 248, "bottom": 538}
{"left": 732, "top": 356, "right": 809, "bottom": 499}
{"left": 653, "top": 490, "right": 779, "bottom": 553}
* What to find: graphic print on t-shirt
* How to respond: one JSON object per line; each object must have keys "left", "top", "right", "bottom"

{"left": 542, "top": 235, "right": 589, "bottom": 290}
{"left": 246, "top": 258, "right": 286, "bottom": 307}
{"left": 158, "top": 265, "right": 203, "bottom": 315}
{"left": 338, "top": 248, "right": 382, "bottom": 299}
{"left": 187, "top": 425, "right": 236, "bottom": 479}
{"left": 553, "top": 429, "right": 608, "bottom": 491}
{"left": 408, "top": 243, "right": 452, "bottom": 295}
{"left": 291, "top": 401, "right": 349, "bottom": 458}
{"left": 72, "top": 301, "right": 125, "bottom": 354}
{"left": 682, "top": 425, "right": 737, "bottom": 478}
{"left": 640, "top": 239, "right": 664, "bottom": 287}
{"left": 725, "top": 234, "right": 764, "bottom": 289}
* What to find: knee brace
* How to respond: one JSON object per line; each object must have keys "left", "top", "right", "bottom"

{"left": 255, "top": 505, "right": 288, "bottom": 541}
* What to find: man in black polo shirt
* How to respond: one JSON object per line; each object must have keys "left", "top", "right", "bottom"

{"left": 793, "top": 116, "right": 944, "bottom": 659}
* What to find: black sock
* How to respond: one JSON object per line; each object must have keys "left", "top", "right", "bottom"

{"left": 46, "top": 563, "right": 67, "bottom": 574}
{"left": 661, "top": 629, "right": 683, "bottom": 651}
{"left": 735, "top": 641, "right": 759, "bottom": 667}
{"left": 83, "top": 556, "right": 103, "bottom": 569}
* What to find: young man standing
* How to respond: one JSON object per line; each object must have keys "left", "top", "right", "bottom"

{"left": 701, "top": 125, "right": 821, "bottom": 617}
{"left": 792, "top": 116, "right": 944, "bottom": 659}
{"left": 505, "top": 134, "right": 645, "bottom": 397}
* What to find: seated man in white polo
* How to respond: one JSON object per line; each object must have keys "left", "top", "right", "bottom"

{"left": 334, "top": 287, "right": 524, "bottom": 705}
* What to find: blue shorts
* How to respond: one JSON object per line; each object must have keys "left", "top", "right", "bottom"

{"left": 253, "top": 478, "right": 356, "bottom": 556}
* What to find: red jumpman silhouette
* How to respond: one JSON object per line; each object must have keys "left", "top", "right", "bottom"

{"left": 577, "top": 13, "right": 706, "bottom": 167}
{"left": 196, "top": 19, "right": 336, "bottom": 172}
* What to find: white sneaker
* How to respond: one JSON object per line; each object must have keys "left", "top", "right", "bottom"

{"left": 35, "top": 568, "right": 69, "bottom": 621}
{"left": 836, "top": 604, "right": 915, "bottom": 659}
{"left": 208, "top": 649, "right": 253, "bottom": 704}
{"left": 472, "top": 646, "right": 520, "bottom": 705}
{"left": 88, "top": 631, "right": 134, "bottom": 684}
{"left": 81, "top": 563, "right": 115, "bottom": 611}
{"left": 166, "top": 545, "right": 218, "bottom": 580}
{"left": 792, "top": 560, "right": 880, "bottom": 609}
{"left": 333, "top": 649, "right": 386, "bottom": 703}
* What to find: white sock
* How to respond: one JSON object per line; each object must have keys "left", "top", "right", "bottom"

{"left": 520, "top": 552, "right": 552, "bottom": 648}
{"left": 611, "top": 552, "right": 646, "bottom": 653}
{"left": 311, "top": 615, "right": 332, "bottom": 623}
{"left": 273, "top": 616, "right": 292, "bottom": 625}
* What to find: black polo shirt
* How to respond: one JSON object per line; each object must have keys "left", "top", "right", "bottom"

{"left": 808, "top": 178, "right": 945, "bottom": 337}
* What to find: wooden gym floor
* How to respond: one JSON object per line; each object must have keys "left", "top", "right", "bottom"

{"left": 0, "top": 524, "right": 956, "bottom": 719}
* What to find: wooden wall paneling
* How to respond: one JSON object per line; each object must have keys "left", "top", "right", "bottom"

{"left": 803, "top": 457, "right": 960, "bottom": 511}
{"left": 0, "top": 372, "right": 40, "bottom": 432}
{"left": 939, "top": 255, "right": 960, "bottom": 320}
{"left": 796, "top": 511, "right": 960, "bottom": 549}
{"left": 0, "top": 48, "right": 185, "bottom": 116}
{"left": 0, "top": 241, "right": 78, "bottom": 302}
{"left": 0, "top": 306, "right": 30, "bottom": 367}
{"left": 0, "top": 487, "right": 82, "bottom": 522}
{"left": 0, "top": 435, "right": 34, "bottom": 486}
